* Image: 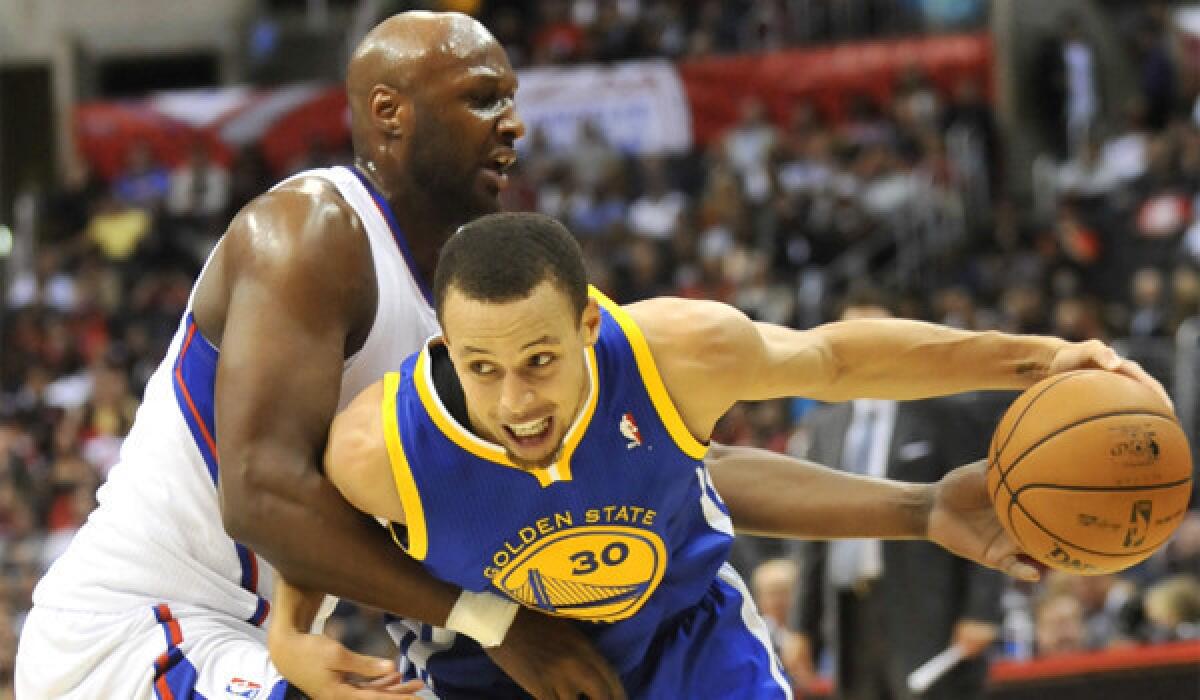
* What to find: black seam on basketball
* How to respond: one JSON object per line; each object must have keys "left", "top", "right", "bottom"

{"left": 1010, "top": 497, "right": 1170, "bottom": 558}
{"left": 1012, "top": 477, "right": 1193, "bottom": 497}
{"left": 988, "top": 371, "right": 1093, "bottom": 504}
{"left": 989, "top": 409, "right": 1177, "bottom": 505}
{"left": 1005, "top": 494, "right": 1029, "bottom": 553}
{"left": 991, "top": 371, "right": 1089, "bottom": 468}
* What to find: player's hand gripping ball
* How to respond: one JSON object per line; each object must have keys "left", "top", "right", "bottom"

{"left": 987, "top": 370, "right": 1193, "bottom": 575}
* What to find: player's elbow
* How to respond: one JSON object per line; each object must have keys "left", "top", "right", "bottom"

{"left": 216, "top": 447, "right": 302, "bottom": 546}
{"left": 218, "top": 465, "right": 268, "bottom": 544}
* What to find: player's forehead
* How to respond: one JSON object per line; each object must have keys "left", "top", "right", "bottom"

{"left": 424, "top": 24, "right": 513, "bottom": 86}
{"left": 443, "top": 283, "right": 575, "bottom": 354}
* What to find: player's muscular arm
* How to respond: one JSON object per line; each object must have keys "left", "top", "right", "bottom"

{"left": 207, "top": 185, "right": 458, "bottom": 623}
{"left": 706, "top": 443, "right": 931, "bottom": 539}
{"left": 627, "top": 297, "right": 1166, "bottom": 426}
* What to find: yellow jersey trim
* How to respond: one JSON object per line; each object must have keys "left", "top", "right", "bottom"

{"left": 381, "top": 371, "right": 428, "bottom": 560}
{"left": 589, "top": 287, "right": 709, "bottom": 460}
{"left": 413, "top": 340, "right": 600, "bottom": 488}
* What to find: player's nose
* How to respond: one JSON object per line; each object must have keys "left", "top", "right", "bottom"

{"left": 498, "top": 375, "right": 535, "bottom": 415}
{"left": 498, "top": 107, "right": 525, "bottom": 143}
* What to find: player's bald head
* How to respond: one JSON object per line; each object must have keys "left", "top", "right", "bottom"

{"left": 345, "top": 10, "right": 522, "bottom": 220}
{"left": 347, "top": 11, "right": 498, "bottom": 104}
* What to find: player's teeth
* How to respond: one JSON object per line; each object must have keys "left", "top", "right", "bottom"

{"left": 509, "top": 417, "right": 548, "bottom": 436}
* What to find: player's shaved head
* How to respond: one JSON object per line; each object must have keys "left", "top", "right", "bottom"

{"left": 348, "top": 11, "right": 495, "bottom": 99}
{"left": 344, "top": 10, "right": 522, "bottom": 235}
{"left": 347, "top": 12, "right": 500, "bottom": 149}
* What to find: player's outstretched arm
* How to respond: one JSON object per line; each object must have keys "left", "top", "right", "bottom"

{"left": 625, "top": 297, "right": 1170, "bottom": 432}
{"left": 705, "top": 443, "right": 1040, "bottom": 581}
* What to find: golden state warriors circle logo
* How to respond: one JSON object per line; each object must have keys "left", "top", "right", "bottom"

{"left": 493, "top": 526, "right": 668, "bottom": 622}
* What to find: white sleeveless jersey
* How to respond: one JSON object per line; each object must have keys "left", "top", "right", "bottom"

{"left": 33, "top": 166, "right": 440, "bottom": 625}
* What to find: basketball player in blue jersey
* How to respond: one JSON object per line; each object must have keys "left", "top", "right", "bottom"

{"left": 267, "top": 212, "right": 1170, "bottom": 699}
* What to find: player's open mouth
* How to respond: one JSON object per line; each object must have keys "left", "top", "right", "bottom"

{"left": 504, "top": 416, "right": 552, "bottom": 447}
{"left": 481, "top": 149, "right": 516, "bottom": 192}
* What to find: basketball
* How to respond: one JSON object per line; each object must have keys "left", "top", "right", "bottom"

{"left": 987, "top": 370, "right": 1194, "bottom": 575}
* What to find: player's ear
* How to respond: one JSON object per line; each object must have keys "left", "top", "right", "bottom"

{"left": 370, "top": 85, "right": 411, "bottom": 138}
{"left": 580, "top": 298, "right": 601, "bottom": 347}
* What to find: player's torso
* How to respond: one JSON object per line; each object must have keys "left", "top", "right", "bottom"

{"left": 34, "top": 165, "right": 439, "bottom": 622}
{"left": 388, "top": 293, "right": 735, "bottom": 684}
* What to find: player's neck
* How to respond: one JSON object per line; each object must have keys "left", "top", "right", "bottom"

{"left": 353, "top": 160, "right": 453, "bottom": 285}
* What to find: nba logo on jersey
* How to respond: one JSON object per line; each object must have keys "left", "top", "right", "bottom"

{"left": 620, "top": 412, "right": 643, "bottom": 449}
{"left": 225, "top": 678, "right": 262, "bottom": 699}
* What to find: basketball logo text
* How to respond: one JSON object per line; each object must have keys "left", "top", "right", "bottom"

{"left": 1046, "top": 543, "right": 1097, "bottom": 572}
{"left": 1107, "top": 425, "right": 1160, "bottom": 467}
{"left": 1122, "top": 499, "right": 1153, "bottom": 548}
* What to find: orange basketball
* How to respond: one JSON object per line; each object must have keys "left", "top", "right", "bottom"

{"left": 987, "top": 370, "right": 1193, "bottom": 575}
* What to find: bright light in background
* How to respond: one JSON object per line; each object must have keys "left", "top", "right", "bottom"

{"left": 0, "top": 225, "right": 12, "bottom": 258}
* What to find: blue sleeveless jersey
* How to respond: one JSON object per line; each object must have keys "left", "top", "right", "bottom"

{"left": 382, "top": 290, "right": 742, "bottom": 694}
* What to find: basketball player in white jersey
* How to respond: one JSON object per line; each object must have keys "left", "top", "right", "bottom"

{"left": 13, "top": 11, "right": 629, "bottom": 700}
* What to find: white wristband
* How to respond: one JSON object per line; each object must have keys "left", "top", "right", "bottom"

{"left": 444, "top": 590, "right": 520, "bottom": 648}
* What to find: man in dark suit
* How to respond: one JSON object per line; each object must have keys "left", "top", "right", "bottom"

{"left": 787, "top": 290, "right": 1004, "bottom": 700}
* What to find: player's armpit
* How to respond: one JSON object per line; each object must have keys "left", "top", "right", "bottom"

{"left": 325, "top": 379, "right": 407, "bottom": 525}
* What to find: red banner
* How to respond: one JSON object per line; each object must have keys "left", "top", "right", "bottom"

{"left": 679, "top": 32, "right": 992, "bottom": 145}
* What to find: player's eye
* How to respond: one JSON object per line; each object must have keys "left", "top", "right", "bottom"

{"left": 471, "top": 361, "right": 497, "bottom": 376}
{"left": 529, "top": 353, "right": 555, "bottom": 368}
{"left": 469, "top": 91, "right": 498, "bottom": 109}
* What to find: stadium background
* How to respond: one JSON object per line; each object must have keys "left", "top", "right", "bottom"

{"left": 0, "top": 0, "right": 1198, "bottom": 697}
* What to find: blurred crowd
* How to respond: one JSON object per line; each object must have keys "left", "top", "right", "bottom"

{"left": 1, "top": 1, "right": 1199, "bottom": 696}
{"left": 467, "top": 0, "right": 986, "bottom": 68}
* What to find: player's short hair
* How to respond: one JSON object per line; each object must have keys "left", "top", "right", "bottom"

{"left": 434, "top": 212, "right": 588, "bottom": 322}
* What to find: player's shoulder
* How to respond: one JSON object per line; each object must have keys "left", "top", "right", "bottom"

{"left": 223, "top": 174, "right": 369, "bottom": 276}
{"left": 622, "top": 296, "right": 751, "bottom": 360}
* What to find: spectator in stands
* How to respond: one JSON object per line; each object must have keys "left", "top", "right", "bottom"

{"left": 111, "top": 142, "right": 170, "bottom": 211}
{"left": 942, "top": 77, "right": 1001, "bottom": 202}
{"left": 1168, "top": 264, "right": 1200, "bottom": 330}
{"left": 1101, "top": 99, "right": 1150, "bottom": 184}
{"left": 1034, "top": 591, "right": 1088, "bottom": 657}
{"left": 1142, "top": 575, "right": 1200, "bottom": 642}
{"left": 1133, "top": 19, "right": 1177, "bottom": 131}
{"left": 750, "top": 558, "right": 801, "bottom": 666}
{"left": 1067, "top": 574, "right": 1139, "bottom": 649}
{"left": 1165, "top": 512, "right": 1200, "bottom": 577}
{"left": 627, "top": 156, "right": 687, "bottom": 242}
{"left": 531, "top": 0, "right": 586, "bottom": 64}
{"left": 1129, "top": 267, "right": 1170, "bottom": 337}
{"left": 1033, "top": 12, "right": 1101, "bottom": 159}
{"left": 84, "top": 195, "right": 153, "bottom": 264}
{"left": 1055, "top": 136, "right": 1120, "bottom": 200}
{"left": 166, "top": 141, "right": 231, "bottom": 225}
{"left": 589, "top": 0, "right": 639, "bottom": 61}
{"left": 565, "top": 120, "right": 622, "bottom": 194}
{"left": 723, "top": 97, "right": 779, "bottom": 205}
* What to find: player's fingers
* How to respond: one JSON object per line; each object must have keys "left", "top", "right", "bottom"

{"left": 1088, "top": 340, "right": 1122, "bottom": 371}
{"left": 329, "top": 644, "right": 396, "bottom": 679}
{"left": 995, "top": 551, "right": 1040, "bottom": 582}
{"left": 550, "top": 656, "right": 623, "bottom": 700}
{"left": 353, "top": 672, "right": 411, "bottom": 689}
{"left": 586, "top": 648, "right": 627, "bottom": 700}
{"left": 334, "top": 687, "right": 423, "bottom": 700}
{"left": 1117, "top": 359, "right": 1174, "bottom": 412}
{"left": 604, "top": 661, "right": 629, "bottom": 700}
